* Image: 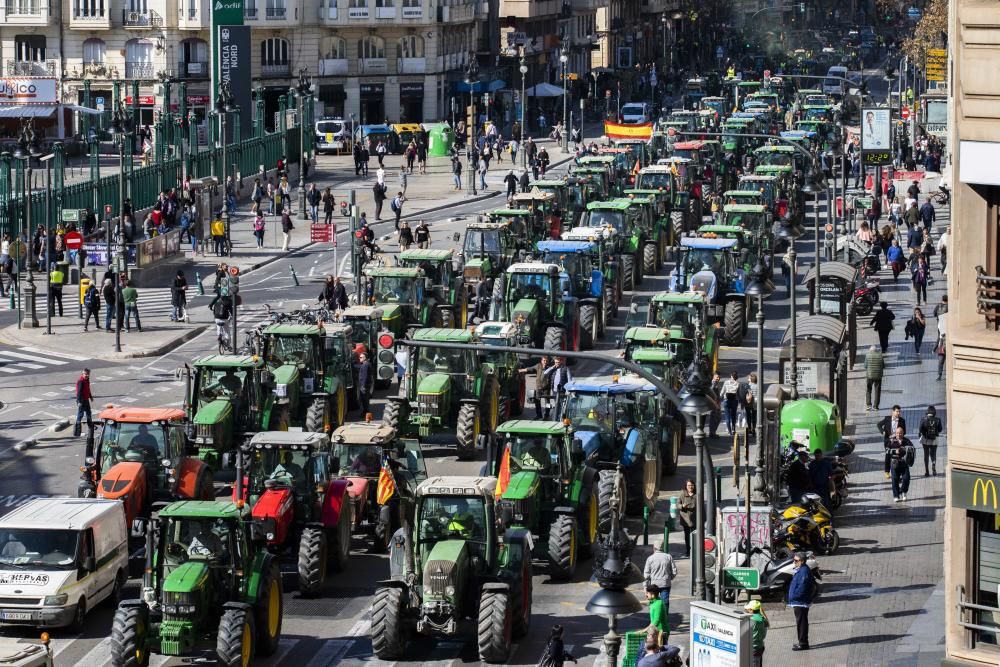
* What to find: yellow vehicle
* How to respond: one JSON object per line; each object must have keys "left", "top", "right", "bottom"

{"left": 392, "top": 123, "right": 423, "bottom": 149}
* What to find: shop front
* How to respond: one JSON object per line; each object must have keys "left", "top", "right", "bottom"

{"left": 359, "top": 83, "right": 384, "bottom": 125}
{"left": 0, "top": 77, "right": 61, "bottom": 141}
{"left": 399, "top": 82, "right": 423, "bottom": 123}
{"left": 318, "top": 84, "right": 346, "bottom": 118}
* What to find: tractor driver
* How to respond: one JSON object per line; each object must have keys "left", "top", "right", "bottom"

{"left": 516, "top": 437, "right": 552, "bottom": 472}
{"left": 446, "top": 499, "right": 477, "bottom": 539}
{"left": 271, "top": 450, "right": 306, "bottom": 489}
{"left": 186, "top": 522, "right": 224, "bottom": 560}
{"left": 350, "top": 448, "right": 379, "bottom": 475}
{"left": 128, "top": 424, "right": 161, "bottom": 461}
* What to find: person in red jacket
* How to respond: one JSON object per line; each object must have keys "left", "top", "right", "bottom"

{"left": 74, "top": 368, "right": 94, "bottom": 438}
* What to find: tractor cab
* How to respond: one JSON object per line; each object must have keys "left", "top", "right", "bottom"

{"left": 720, "top": 203, "right": 771, "bottom": 235}
{"left": 670, "top": 141, "right": 708, "bottom": 172}
{"left": 189, "top": 355, "right": 270, "bottom": 466}
{"left": 488, "top": 208, "right": 541, "bottom": 248}
{"left": 643, "top": 290, "right": 719, "bottom": 371}
{"left": 399, "top": 249, "right": 464, "bottom": 322}
{"left": 754, "top": 144, "right": 802, "bottom": 171}
{"left": 366, "top": 266, "right": 426, "bottom": 324}
{"left": 461, "top": 220, "right": 520, "bottom": 287}
{"left": 683, "top": 78, "right": 707, "bottom": 109}
{"left": 493, "top": 420, "right": 574, "bottom": 492}
{"left": 802, "top": 105, "right": 833, "bottom": 122}
{"left": 568, "top": 166, "right": 613, "bottom": 199}
{"left": 536, "top": 240, "right": 604, "bottom": 309}
{"left": 340, "top": 305, "right": 389, "bottom": 354}
{"left": 737, "top": 174, "right": 782, "bottom": 219}
{"left": 530, "top": 178, "right": 570, "bottom": 217}
{"left": 722, "top": 189, "right": 766, "bottom": 208}
{"left": 577, "top": 154, "right": 622, "bottom": 183}
{"left": 700, "top": 96, "right": 726, "bottom": 117}
{"left": 580, "top": 200, "right": 635, "bottom": 241}
{"left": 612, "top": 139, "right": 652, "bottom": 169}
{"left": 635, "top": 165, "right": 676, "bottom": 194}
{"left": 666, "top": 110, "right": 700, "bottom": 132}
{"left": 503, "top": 262, "right": 564, "bottom": 330}
{"left": 673, "top": 237, "right": 742, "bottom": 293}
{"left": 510, "top": 189, "right": 561, "bottom": 240}
{"left": 243, "top": 431, "right": 332, "bottom": 507}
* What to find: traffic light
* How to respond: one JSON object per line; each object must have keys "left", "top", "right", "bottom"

{"left": 228, "top": 266, "right": 240, "bottom": 296}
{"left": 703, "top": 534, "right": 718, "bottom": 589}
{"left": 798, "top": 2, "right": 805, "bottom": 11}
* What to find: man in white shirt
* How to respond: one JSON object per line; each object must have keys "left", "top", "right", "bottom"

{"left": 643, "top": 540, "right": 678, "bottom": 609}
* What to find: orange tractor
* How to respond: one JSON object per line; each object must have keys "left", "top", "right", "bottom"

{"left": 78, "top": 407, "right": 214, "bottom": 532}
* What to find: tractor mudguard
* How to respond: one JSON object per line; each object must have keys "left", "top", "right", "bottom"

{"left": 576, "top": 467, "right": 598, "bottom": 505}
{"left": 321, "top": 478, "right": 352, "bottom": 527}
{"left": 119, "top": 598, "right": 145, "bottom": 609}
{"left": 552, "top": 506, "right": 575, "bottom": 516}
{"left": 481, "top": 582, "right": 511, "bottom": 594}
{"left": 245, "top": 552, "right": 276, "bottom": 603}
{"left": 175, "top": 458, "right": 209, "bottom": 499}
{"left": 620, "top": 428, "right": 642, "bottom": 467}
{"left": 458, "top": 397, "right": 480, "bottom": 406}
{"left": 222, "top": 601, "right": 254, "bottom": 612}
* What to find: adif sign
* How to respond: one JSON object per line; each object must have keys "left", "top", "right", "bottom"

{"left": 0, "top": 78, "right": 57, "bottom": 104}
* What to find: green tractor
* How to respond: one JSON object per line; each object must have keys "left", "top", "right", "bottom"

{"left": 669, "top": 237, "right": 750, "bottom": 346}
{"left": 535, "top": 239, "right": 610, "bottom": 348}
{"left": 383, "top": 328, "right": 502, "bottom": 459}
{"left": 568, "top": 165, "right": 614, "bottom": 200}
{"left": 474, "top": 321, "right": 528, "bottom": 422}
{"left": 619, "top": 192, "right": 670, "bottom": 275}
{"left": 509, "top": 189, "right": 563, "bottom": 240}
{"left": 645, "top": 291, "right": 721, "bottom": 374}
{"left": 635, "top": 164, "right": 694, "bottom": 239}
{"left": 487, "top": 420, "right": 600, "bottom": 580}
{"left": 460, "top": 218, "right": 524, "bottom": 303}
{"left": 493, "top": 262, "right": 582, "bottom": 353}
{"left": 109, "top": 501, "right": 284, "bottom": 667}
{"left": 398, "top": 248, "right": 469, "bottom": 328}
{"left": 717, "top": 203, "right": 773, "bottom": 269}
{"left": 534, "top": 177, "right": 589, "bottom": 229}
{"left": 623, "top": 187, "right": 677, "bottom": 254}
{"left": 579, "top": 200, "right": 644, "bottom": 290}
{"left": 370, "top": 476, "right": 533, "bottom": 663}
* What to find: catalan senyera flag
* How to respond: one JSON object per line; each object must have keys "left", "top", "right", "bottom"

{"left": 494, "top": 444, "right": 512, "bottom": 499}
{"left": 604, "top": 121, "right": 653, "bottom": 141}
{"left": 376, "top": 456, "right": 396, "bottom": 505}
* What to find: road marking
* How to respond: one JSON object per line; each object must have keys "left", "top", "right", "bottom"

{"left": 19, "top": 346, "right": 89, "bottom": 361}
{"left": 0, "top": 367, "right": 18, "bottom": 374}
{"left": 74, "top": 637, "right": 110, "bottom": 665}
{"left": 305, "top": 639, "right": 351, "bottom": 667}
{"left": 269, "top": 637, "right": 298, "bottom": 664}
{"left": 43, "top": 391, "right": 59, "bottom": 397}
{"left": 0, "top": 350, "right": 67, "bottom": 366}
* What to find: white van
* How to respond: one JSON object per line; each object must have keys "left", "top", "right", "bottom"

{"left": 823, "top": 66, "right": 848, "bottom": 96}
{"left": 620, "top": 102, "right": 652, "bottom": 124}
{"left": 0, "top": 499, "right": 127, "bottom": 629}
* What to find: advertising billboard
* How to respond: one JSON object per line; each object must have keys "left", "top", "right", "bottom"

{"left": 689, "top": 601, "right": 751, "bottom": 667}
{"left": 0, "top": 78, "right": 57, "bottom": 104}
{"left": 861, "top": 107, "right": 892, "bottom": 165}
{"left": 219, "top": 25, "right": 252, "bottom": 139}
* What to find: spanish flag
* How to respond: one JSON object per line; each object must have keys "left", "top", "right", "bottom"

{"left": 604, "top": 121, "right": 653, "bottom": 141}
{"left": 376, "top": 456, "right": 396, "bottom": 505}
{"left": 494, "top": 444, "right": 512, "bottom": 499}
{"left": 632, "top": 159, "right": 641, "bottom": 177}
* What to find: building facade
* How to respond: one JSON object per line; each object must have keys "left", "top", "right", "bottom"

{"left": 946, "top": 0, "right": 1000, "bottom": 663}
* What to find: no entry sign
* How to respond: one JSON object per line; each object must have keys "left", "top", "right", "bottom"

{"left": 64, "top": 231, "right": 83, "bottom": 250}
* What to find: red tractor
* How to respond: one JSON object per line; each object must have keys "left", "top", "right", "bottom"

{"left": 236, "top": 430, "right": 353, "bottom": 596}
{"left": 78, "top": 407, "right": 214, "bottom": 532}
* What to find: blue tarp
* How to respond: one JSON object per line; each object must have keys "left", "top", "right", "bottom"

{"left": 452, "top": 79, "right": 506, "bottom": 93}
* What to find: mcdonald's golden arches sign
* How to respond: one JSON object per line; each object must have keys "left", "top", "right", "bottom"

{"left": 952, "top": 470, "right": 1000, "bottom": 512}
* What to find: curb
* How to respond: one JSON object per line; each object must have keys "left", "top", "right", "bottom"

{"left": 0, "top": 324, "right": 208, "bottom": 361}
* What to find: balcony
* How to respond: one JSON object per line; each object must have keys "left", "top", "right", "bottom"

{"left": 125, "top": 61, "right": 155, "bottom": 79}
{"left": 498, "top": 0, "right": 558, "bottom": 18}
{"left": 261, "top": 63, "right": 291, "bottom": 77}
{"left": 265, "top": 5, "right": 286, "bottom": 18}
{"left": 5, "top": 59, "right": 57, "bottom": 76}
{"left": 438, "top": 3, "right": 473, "bottom": 22}
{"left": 375, "top": 5, "right": 395, "bottom": 17}
{"left": 347, "top": 5, "right": 369, "bottom": 18}
{"left": 69, "top": 9, "right": 111, "bottom": 28}
{"left": 318, "top": 58, "right": 348, "bottom": 75}
{"left": 401, "top": 4, "right": 421, "bottom": 18}
{"left": 122, "top": 9, "right": 163, "bottom": 27}
{"left": 359, "top": 58, "right": 387, "bottom": 74}
{"left": 2, "top": 1, "right": 49, "bottom": 24}
{"left": 178, "top": 60, "right": 208, "bottom": 79}
{"left": 65, "top": 59, "right": 121, "bottom": 79}
{"left": 397, "top": 57, "right": 425, "bottom": 74}
{"left": 244, "top": 6, "right": 257, "bottom": 18}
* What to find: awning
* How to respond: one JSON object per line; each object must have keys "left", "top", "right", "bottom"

{"left": 0, "top": 105, "right": 56, "bottom": 118}
{"left": 802, "top": 261, "right": 858, "bottom": 285}
{"left": 453, "top": 79, "right": 506, "bottom": 93}
{"left": 526, "top": 83, "right": 565, "bottom": 97}
{"left": 62, "top": 104, "right": 102, "bottom": 116}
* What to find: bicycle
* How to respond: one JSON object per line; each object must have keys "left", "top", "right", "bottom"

{"left": 930, "top": 185, "right": 950, "bottom": 206}
{"left": 216, "top": 318, "right": 233, "bottom": 354}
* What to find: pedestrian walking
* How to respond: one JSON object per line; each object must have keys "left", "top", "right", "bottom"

{"left": 642, "top": 540, "right": 677, "bottom": 610}
{"left": 920, "top": 197, "right": 936, "bottom": 231}
{"left": 74, "top": 368, "right": 94, "bottom": 438}
{"left": 904, "top": 201, "right": 920, "bottom": 228}
{"left": 250, "top": 178, "right": 263, "bottom": 213}
{"left": 390, "top": 192, "right": 406, "bottom": 231}
{"left": 936, "top": 312, "right": 948, "bottom": 380}
{"left": 870, "top": 301, "right": 895, "bottom": 353}
{"left": 357, "top": 352, "right": 374, "bottom": 415}
{"left": 678, "top": 479, "right": 697, "bottom": 557}
{"left": 417, "top": 141, "right": 427, "bottom": 175}
{"left": 398, "top": 167, "right": 408, "bottom": 196}
{"left": 937, "top": 226, "right": 950, "bottom": 272}
{"left": 886, "top": 238, "right": 905, "bottom": 280}
{"left": 788, "top": 552, "right": 815, "bottom": 651}
{"left": 906, "top": 306, "right": 927, "bottom": 353}
{"left": 48, "top": 263, "right": 64, "bottom": 317}
{"left": 504, "top": 170, "right": 518, "bottom": 201}
{"left": 742, "top": 373, "right": 758, "bottom": 435}
{"left": 211, "top": 213, "right": 227, "bottom": 256}
{"left": 864, "top": 344, "right": 885, "bottom": 411}
{"left": 122, "top": 280, "right": 141, "bottom": 332}
{"left": 538, "top": 625, "right": 577, "bottom": 667}
{"left": 919, "top": 404, "right": 943, "bottom": 477}
{"left": 414, "top": 220, "right": 431, "bottom": 249}
{"left": 720, "top": 371, "right": 741, "bottom": 434}
{"left": 479, "top": 157, "right": 489, "bottom": 191}
{"left": 878, "top": 405, "right": 906, "bottom": 480}
{"left": 322, "top": 188, "right": 335, "bottom": 225}
{"left": 281, "top": 209, "right": 294, "bottom": 251}
{"left": 398, "top": 221, "right": 413, "bottom": 251}
{"left": 709, "top": 372, "right": 723, "bottom": 437}
{"left": 451, "top": 156, "right": 463, "bottom": 190}
{"left": 83, "top": 280, "right": 101, "bottom": 331}
{"left": 912, "top": 256, "right": 930, "bottom": 305}
{"left": 170, "top": 270, "right": 188, "bottom": 322}
{"left": 373, "top": 181, "right": 387, "bottom": 220}
{"left": 307, "top": 183, "right": 321, "bottom": 223}
{"left": 745, "top": 600, "right": 769, "bottom": 667}
{"left": 253, "top": 212, "right": 266, "bottom": 248}
{"left": 888, "top": 426, "right": 914, "bottom": 502}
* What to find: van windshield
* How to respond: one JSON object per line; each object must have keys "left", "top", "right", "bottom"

{"left": 0, "top": 529, "right": 80, "bottom": 570}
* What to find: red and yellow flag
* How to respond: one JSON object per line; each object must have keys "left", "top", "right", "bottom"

{"left": 377, "top": 457, "right": 396, "bottom": 505}
{"left": 632, "top": 159, "right": 641, "bottom": 176}
{"left": 604, "top": 121, "right": 653, "bottom": 141}
{"left": 494, "top": 444, "right": 512, "bottom": 498}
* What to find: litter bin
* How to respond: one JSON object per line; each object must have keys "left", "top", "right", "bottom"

{"left": 79, "top": 277, "right": 91, "bottom": 304}
{"left": 428, "top": 123, "right": 454, "bottom": 157}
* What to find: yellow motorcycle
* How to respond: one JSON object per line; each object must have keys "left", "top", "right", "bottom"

{"left": 773, "top": 492, "right": 840, "bottom": 555}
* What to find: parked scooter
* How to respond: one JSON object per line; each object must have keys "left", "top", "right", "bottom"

{"left": 853, "top": 277, "right": 881, "bottom": 316}
{"left": 774, "top": 492, "right": 840, "bottom": 555}
{"left": 722, "top": 541, "right": 823, "bottom": 601}
{"left": 829, "top": 439, "right": 854, "bottom": 510}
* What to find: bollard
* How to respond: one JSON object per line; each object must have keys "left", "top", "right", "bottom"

{"left": 290, "top": 265, "right": 300, "bottom": 286}
{"left": 715, "top": 466, "right": 722, "bottom": 507}
{"left": 196, "top": 271, "right": 205, "bottom": 296}
{"left": 643, "top": 505, "right": 649, "bottom": 546}
{"left": 663, "top": 519, "right": 670, "bottom": 555}
{"left": 7, "top": 291, "right": 13, "bottom": 310}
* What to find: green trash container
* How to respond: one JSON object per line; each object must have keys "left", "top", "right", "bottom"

{"left": 427, "top": 123, "right": 454, "bottom": 157}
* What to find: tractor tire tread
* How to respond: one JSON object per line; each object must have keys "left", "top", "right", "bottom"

{"left": 723, "top": 300, "right": 745, "bottom": 346}
{"left": 297, "top": 526, "right": 327, "bottom": 597}
{"left": 110, "top": 605, "right": 149, "bottom": 667}
{"left": 477, "top": 591, "right": 512, "bottom": 664}
{"left": 547, "top": 514, "right": 577, "bottom": 580}
{"left": 456, "top": 404, "right": 480, "bottom": 460}
{"left": 578, "top": 304, "right": 597, "bottom": 350}
{"left": 216, "top": 607, "right": 255, "bottom": 667}
{"left": 371, "top": 587, "right": 406, "bottom": 659}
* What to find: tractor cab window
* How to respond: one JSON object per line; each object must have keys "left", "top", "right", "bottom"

{"left": 652, "top": 303, "right": 695, "bottom": 335}
{"left": 758, "top": 153, "right": 793, "bottom": 168}
{"left": 681, "top": 249, "right": 724, "bottom": 275}
{"left": 197, "top": 367, "right": 248, "bottom": 406}
{"left": 418, "top": 496, "right": 486, "bottom": 544}
{"left": 585, "top": 210, "right": 624, "bottom": 233}
{"left": 416, "top": 347, "right": 474, "bottom": 376}
{"left": 98, "top": 421, "right": 166, "bottom": 473}
{"left": 331, "top": 444, "right": 380, "bottom": 476}
{"left": 636, "top": 172, "right": 671, "bottom": 190}
{"left": 564, "top": 394, "right": 613, "bottom": 435}
{"left": 463, "top": 229, "right": 501, "bottom": 260}
{"left": 324, "top": 332, "right": 352, "bottom": 368}
{"left": 403, "top": 441, "right": 427, "bottom": 482}
{"left": 507, "top": 272, "right": 553, "bottom": 303}
{"left": 372, "top": 275, "right": 416, "bottom": 304}
{"left": 346, "top": 318, "right": 376, "bottom": 349}
{"left": 164, "top": 517, "right": 234, "bottom": 565}
{"left": 166, "top": 424, "right": 187, "bottom": 460}
{"left": 247, "top": 447, "right": 311, "bottom": 493}
{"left": 0, "top": 529, "right": 80, "bottom": 570}
{"left": 507, "top": 434, "right": 559, "bottom": 473}
{"left": 553, "top": 253, "right": 590, "bottom": 294}
{"left": 613, "top": 398, "right": 639, "bottom": 431}
{"left": 268, "top": 335, "right": 315, "bottom": 368}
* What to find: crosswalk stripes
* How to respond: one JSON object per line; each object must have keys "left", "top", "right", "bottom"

{"left": 0, "top": 346, "right": 89, "bottom": 374}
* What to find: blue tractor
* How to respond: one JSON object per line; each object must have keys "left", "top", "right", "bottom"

{"left": 536, "top": 239, "right": 607, "bottom": 349}
{"left": 670, "top": 236, "right": 749, "bottom": 346}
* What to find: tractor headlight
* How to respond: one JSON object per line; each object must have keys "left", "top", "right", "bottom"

{"left": 43, "top": 594, "right": 68, "bottom": 606}
{"left": 84, "top": 457, "right": 95, "bottom": 467}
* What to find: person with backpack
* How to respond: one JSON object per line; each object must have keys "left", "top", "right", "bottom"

{"left": 918, "top": 405, "right": 943, "bottom": 476}
{"left": 253, "top": 211, "right": 266, "bottom": 248}
{"left": 888, "top": 425, "right": 915, "bottom": 502}
{"left": 537, "top": 625, "right": 577, "bottom": 667}
{"left": 281, "top": 208, "right": 294, "bottom": 251}
{"left": 83, "top": 281, "right": 101, "bottom": 331}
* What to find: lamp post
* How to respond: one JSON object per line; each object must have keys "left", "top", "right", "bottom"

{"left": 679, "top": 364, "right": 719, "bottom": 601}
{"left": 464, "top": 54, "right": 479, "bottom": 196}
{"left": 800, "top": 170, "right": 826, "bottom": 314}
{"left": 212, "top": 82, "right": 236, "bottom": 257}
{"left": 560, "top": 48, "right": 569, "bottom": 154}
{"left": 661, "top": 14, "right": 668, "bottom": 72}
{"left": 13, "top": 119, "right": 42, "bottom": 329}
{"left": 295, "top": 68, "right": 313, "bottom": 221}
{"left": 110, "top": 102, "right": 135, "bottom": 353}
{"left": 744, "top": 266, "right": 774, "bottom": 514}
{"left": 519, "top": 55, "right": 528, "bottom": 169}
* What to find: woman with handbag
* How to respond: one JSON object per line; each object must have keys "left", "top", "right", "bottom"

{"left": 906, "top": 307, "right": 927, "bottom": 353}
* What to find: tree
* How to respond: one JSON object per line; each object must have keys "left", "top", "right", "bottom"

{"left": 902, "top": 0, "right": 948, "bottom": 62}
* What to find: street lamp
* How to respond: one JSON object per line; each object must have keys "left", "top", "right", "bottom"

{"left": 801, "top": 169, "right": 827, "bottom": 314}
{"left": 775, "top": 222, "right": 802, "bottom": 400}
{"left": 744, "top": 265, "right": 774, "bottom": 512}
{"left": 464, "top": 54, "right": 480, "bottom": 196}
{"left": 212, "top": 82, "right": 236, "bottom": 257}
{"left": 295, "top": 68, "right": 313, "bottom": 221}
{"left": 13, "top": 118, "right": 42, "bottom": 329}
{"left": 109, "top": 102, "right": 135, "bottom": 352}
{"left": 679, "top": 363, "right": 719, "bottom": 601}
{"left": 519, "top": 55, "right": 528, "bottom": 169}
{"left": 560, "top": 48, "right": 569, "bottom": 154}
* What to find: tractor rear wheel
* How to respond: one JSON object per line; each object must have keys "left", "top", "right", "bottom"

{"left": 512, "top": 555, "right": 532, "bottom": 638}
{"left": 371, "top": 587, "right": 407, "bottom": 659}
{"left": 216, "top": 607, "right": 255, "bottom": 667}
{"left": 490, "top": 276, "right": 506, "bottom": 321}
{"left": 671, "top": 210, "right": 685, "bottom": 239}
{"left": 456, "top": 404, "right": 481, "bottom": 460}
{"left": 110, "top": 604, "right": 150, "bottom": 667}
{"left": 297, "top": 526, "right": 328, "bottom": 597}
{"left": 330, "top": 497, "right": 353, "bottom": 571}
{"left": 542, "top": 326, "right": 565, "bottom": 355}
{"left": 605, "top": 292, "right": 618, "bottom": 323}
{"left": 510, "top": 376, "right": 526, "bottom": 417}
{"left": 596, "top": 470, "right": 619, "bottom": 536}
{"left": 382, "top": 398, "right": 408, "bottom": 434}
{"left": 548, "top": 514, "right": 578, "bottom": 580}
{"left": 439, "top": 307, "right": 454, "bottom": 328}
{"left": 194, "top": 469, "right": 214, "bottom": 500}
{"left": 254, "top": 561, "right": 283, "bottom": 656}
{"left": 578, "top": 304, "right": 597, "bottom": 351}
{"left": 477, "top": 591, "right": 513, "bottom": 663}
{"left": 621, "top": 255, "right": 636, "bottom": 291}
{"left": 722, "top": 300, "right": 745, "bottom": 346}
{"left": 305, "top": 397, "right": 329, "bottom": 433}
{"left": 662, "top": 419, "right": 685, "bottom": 476}
{"left": 643, "top": 243, "right": 657, "bottom": 277}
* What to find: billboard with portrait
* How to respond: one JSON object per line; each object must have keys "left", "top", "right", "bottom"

{"left": 861, "top": 108, "right": 891, "bottom": 150}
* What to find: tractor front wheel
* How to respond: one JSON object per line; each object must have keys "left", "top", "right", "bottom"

{"left": 330, "top": 497, "right": 353, "bottom": 571}
{"left": 621, "top": 255, "right": 636, "bottom": 291}
{"left": 305, "top": 397, "right": 329, "bottom": 434}
{"left": 578, "top": 304, "right": 597, "bottom": 351}
{"left": 596, "top": 470, "right": 620, "bottom": 536}
{"left": 382, "top": 398, "right": 408, "bottom": 434}
{"left": 297, "top": 526, "right": 328, "bottom": 597}
{"left": 439, "top": 307, "right": 454, "bottom": 328}
{"left": 254, "top": 561, "right": 283, "bottom": 656}
{"left": 477, "top": 591, "right": 513, "bottom": 664}
{"left": 662, "top": 419, "right": 685, "bottom": 476}
{"left": 643, "top": 243, "right": 657, "bottom": 277}
{"left": 110, "top": 604, "right": 150, "bottom": 667}
{"left": 670, "top": 210, "right": 685, "bottom": 240}
{"left": 456, "top": 404, "right": 481, "bottom": 460}
{"left": 371, "top": 587, "right": 407, "bottom": 659}
{"left": 216, "top": 607, "right": 256, "bottom": 667}
{"left": 722, "top": 300, "right": 745, "bottom": 346}
{"left": 542, "top": 326, "right": 566, "bottom": 355}
{"left": 548, "top": 514, "right": 578, "bottom": 580}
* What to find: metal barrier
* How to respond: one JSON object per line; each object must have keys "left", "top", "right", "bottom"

{"left": 976, "top": 265, "right": 1000, "bottom": 331}
{"left": 957, "top": 585, "right": 1000, "bottom": 638}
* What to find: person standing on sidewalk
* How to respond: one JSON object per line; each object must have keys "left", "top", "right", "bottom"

{"left": 906, "top": 307, "right": 927, "bottom": 353}
{"left": 398, "top": 221, "right": 413, "bottom": 251}
{"left": 642, "top": 541, "right": 677, "bottom": 610}
{"left": 644, "top": 586, "right": 669, "bottom": 646}
{"left": 83, "top": 281, "right": 101, "bottom": 332}
{"left": 48, "top": 263, "right": 64, "bottom": 317}
{"left": 390, "top": 192, "right": 406, "bottom": 231}
{"left": 373, "top": 181, "right": 387, "bottom": 221}
{"left": 745, "top": 600, "right": 769, "bottom": 667}
{"left": 888, "top": 426, "right": 914, "bottom": 502}
{"left": 678, "top": 479, "right": 697, "bottom": 557}
{"left": 870, "top": 301, "right": 895, "bottom": 353}
{"left": 322, "top": 188, "right": 335, "bottom": 225}
{"left": 250, "top": 178, "right": 263, "bottom": 214}
{"left": 361, "top": 143, "right": 370, "bottom": 176}
{"left": 375, "top": 140, "right": 387, "bottom": 167}
{"left": 281, "top": 209, "right": 294, "bottom": 251}
{"left": 451, "top": 155, "right": 463, "bottom": 190}
{"left": 919, "top": 405, "right": 944, "bottom": 476}
{"left": 74, "top": 368, "right": 94, "bottom": 438}
{"left": 920, "top": 197, "right": 936, "bottom": 232}
{"left": 170, "top": 269, "right": 188, "bottom": 322}
{"left": 878, "top": 405, "right": 906, "bottom": 480}
{"left": 122, "top": 280, "right": 141, "bottom": 332}
{"left": 788, "top": 552, "right": 814, "bottom": 651}
{"left": 102, "top": 278, "right": 118, "bottom": 331}
{"left": 936, "top": 311, "right": 948, "bottom": 381}
{"left": 253, "top": 212, "right": 266, "bottom": 249}
{"left": 414, "top": 220, "right": 431, "bottom": 249}
{"left": 864, "top": 344, "right": 885, "bottom": 411}
{"left": 307, "top": 184, "right": 321, "bottom": 223}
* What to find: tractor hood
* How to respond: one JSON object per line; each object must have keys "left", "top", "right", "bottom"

{"left": 511, "top": 298, "right": 539, "bottom": 324}
{"left": 98, "top": 461, "right": 147, "bottom": 501}
{"left": 193, "top": 399, "right": 233, "bottom": 426}
{"left": 162, "top": 560, "right": 210, "bottom": 595}
{"left": 251, "top": 485, "right": 294, "bottom": 522}
{"left": 501, "top": 470, "right": 540, "bottom": 502}
{"left": 422, "top": 540, "right": 468, "bottom": 600}
{"left": 380, "top": 304, "right": 403, "bottom": 322}
{"left": 417, "top": 373, "right": 451, "bottom": 395}
{"left": 689, "top": 270, "right": 718, "bottom": 302}
{"left": 271, "top": 363, "right": 299, "bottom": 386}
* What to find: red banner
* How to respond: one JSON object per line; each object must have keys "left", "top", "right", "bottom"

{"left": 892, "top": 171, "right": 925, "bottom": 181}
{"left": 604, "top": 121, "right": 653, "bottom": 141}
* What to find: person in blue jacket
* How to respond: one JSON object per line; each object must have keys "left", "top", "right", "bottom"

{"left": 787, "top": 552, "right": 815, "bottom": 651}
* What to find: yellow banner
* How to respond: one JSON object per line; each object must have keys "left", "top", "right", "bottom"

{"left": 604, "top": 121, "right": 653, "bottom": 140}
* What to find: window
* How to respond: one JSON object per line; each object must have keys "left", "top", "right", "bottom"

{"left": 181, "top": 38, "right": 208, "bottom": 63}
{"left": 358, "top": 36, "right": 385, "bottom": 60}
{"left": 397, "top": 35, "right": 424, "bottom": 59}
{"left": 320, "top": 36, "right": 346, "bottom": 60}
{"left": 348, "top": 0, "right": 365, "bottom": 7}
{"left": 265, "top": 0, "right": 286, "bottom": 18}
{"left": 83, "top": 38, "right": 106, "bottom": 65}
{"left": 375, "top": 0, "right": 391, "bottom": 6}
{"left": 402, "top": 0, "right": 418, "bottom": 6}
{"left": 14, "top": 36, "right": 45, "bottom": 62}
{"left": 971, "top": 511, "right": 1000, "bottom": 647}
{"left": 260, "top": 38, "right": 289, "bottom": 65}
{"left": 74, "top": 0, "right": 105, "bottom": 17}
{"left": 125, "top": 38, "right": 153, "bottom": 63}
